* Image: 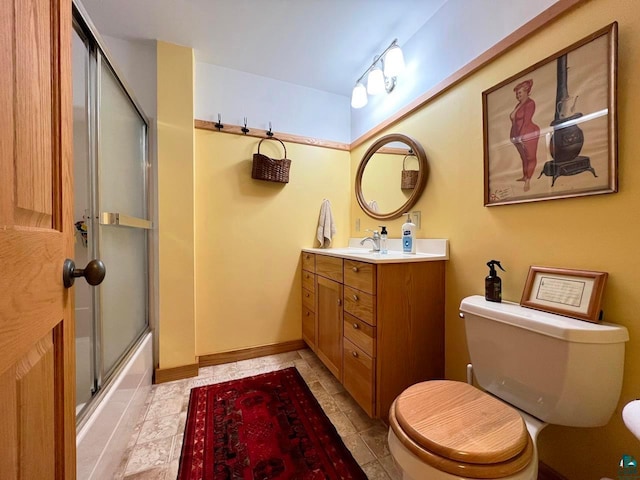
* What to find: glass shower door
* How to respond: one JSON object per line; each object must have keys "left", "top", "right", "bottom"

{"left": 96, "top": 55, "right": 150, "bottom": 379}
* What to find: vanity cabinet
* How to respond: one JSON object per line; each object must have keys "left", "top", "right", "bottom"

{"left": 300, "top": 251, "right": 445, "bottom": 422}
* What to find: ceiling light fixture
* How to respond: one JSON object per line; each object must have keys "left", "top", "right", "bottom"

{"left": 351, "top": 39, "right": 405, "bottom": 109}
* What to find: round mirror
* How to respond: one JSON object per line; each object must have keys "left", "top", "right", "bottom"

{"left": 355, "top": 133, "right": 428, "bottom": 220}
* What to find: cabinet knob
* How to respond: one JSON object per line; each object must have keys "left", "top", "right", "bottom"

{"left": 306, "top": 311, "right": 310, "bottom": 316}
{"left": 353, "top": 323, "right": 359, "bottom": 329}
{"left": 337, "top": 299, "right": 342, "bottom": 306}
{"left": 352, "top": 351, "right": 358, "bottom": 358}
{"left": 352, "top": 266, "right": 358, "bottom": 272}
{"left": 305, "top": 273, "right": 309, "bottom": 278}
{"left": 305, "top": 292, "right": 309, "bottom": 297}
{"left": 352, "top": 294, "right": 358, "bottom": 301}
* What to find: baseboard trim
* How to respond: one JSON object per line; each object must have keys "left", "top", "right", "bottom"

{"left": 538, "top": 461, "right": 568, "bottom": 480}
{"left": 199, "top": 340, "right": 307, "bottom": 367}
{"left": 154, "top": 362, "right": 199, "bottom": 384}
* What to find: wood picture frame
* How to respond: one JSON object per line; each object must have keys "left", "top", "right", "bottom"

{"left": 520, "top": 266, "right": 608, "bottom": 323}
{"left": 483, "top": 23, "right": 617, "bottom": 206}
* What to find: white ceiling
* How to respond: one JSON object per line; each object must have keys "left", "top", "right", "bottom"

{"left": 78, "top": 0, "right": 448, "bottom": 97}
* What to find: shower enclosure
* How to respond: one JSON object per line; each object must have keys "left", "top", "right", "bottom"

{"left": 72, "top": 7, "right": 152, "bottom": 476}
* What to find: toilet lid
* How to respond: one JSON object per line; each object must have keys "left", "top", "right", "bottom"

{"left": 394, "top": 380, "right": 529, "bottom": 464}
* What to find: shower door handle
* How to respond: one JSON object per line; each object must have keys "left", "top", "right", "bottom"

{"left": 63, "top": 258, "right": 106, "bottom": 288}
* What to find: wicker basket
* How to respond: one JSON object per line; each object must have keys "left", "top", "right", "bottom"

{"left": 251, "top": 137, "right": 291, "bottom": 183}
{"left": 401, "top": 153, "right": 418, "bottom": 190}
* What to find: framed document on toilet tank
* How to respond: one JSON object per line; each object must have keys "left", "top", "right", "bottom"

{"left": 520, "top": 266, "right": 608, "bottom": 323}
{"left": 482, "top": 22, "right": 618, "bottom": 206}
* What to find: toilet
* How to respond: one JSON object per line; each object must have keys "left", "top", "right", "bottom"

{"left": 388, "top": 295, "right": 629, "bottom": 480}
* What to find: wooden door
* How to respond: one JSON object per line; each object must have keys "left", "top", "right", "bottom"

{"left": 0, "top": 1, "right": 75, "bottom": 479}
{"left": 316, "top": 276, "right": 343, "bottom": 381}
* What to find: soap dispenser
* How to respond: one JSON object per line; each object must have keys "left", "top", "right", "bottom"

{"left": 485, "top": 260, "right": 506, "bottom": 302}
{"left": 379, "top": 226, "right": 388, "bottom": 254}
{"left": 401, "top": 213, "right": 416, "bottom": 254}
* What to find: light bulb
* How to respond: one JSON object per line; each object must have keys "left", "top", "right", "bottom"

{"left": 383, "top": 44, "right": 405, "bottom": 78}
{"left": 367, "top": 67, "right": 385, "bottom": 95}
{"left": 351, "top": 83, "right": 368, "bottom": 108}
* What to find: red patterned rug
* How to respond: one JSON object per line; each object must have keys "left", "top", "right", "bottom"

{"left": 177, "top": 367, "right": 368, "bottom": 480}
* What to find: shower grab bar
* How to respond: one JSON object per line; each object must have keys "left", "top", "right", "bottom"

{"left": 100, "top": 212, "right": 152, "bottom": 229}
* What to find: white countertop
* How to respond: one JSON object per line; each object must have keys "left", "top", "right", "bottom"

{"left": 302, "top": 238, "right": 448, "bottom": 264}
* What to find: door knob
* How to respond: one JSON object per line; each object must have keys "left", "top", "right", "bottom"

{"left": 63, "top": 259, "right": 106, "bottom": 288}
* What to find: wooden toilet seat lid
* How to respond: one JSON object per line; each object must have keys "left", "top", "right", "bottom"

{"left": 394, "top": 380, "right": 529, "bottom": 465}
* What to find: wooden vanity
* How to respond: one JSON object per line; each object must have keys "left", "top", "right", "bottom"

{"left": 301, "top": 248, "right": 445, "bottom": 422}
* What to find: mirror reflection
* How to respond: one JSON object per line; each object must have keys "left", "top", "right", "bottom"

{"left": 355, "top": 134, "right": 428, "bottom": 220}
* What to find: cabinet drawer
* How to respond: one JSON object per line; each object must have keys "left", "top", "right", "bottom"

{"left": 302, "top": 252, "right": 316, "bottom": 273}
{"left": 344, "top": 313, "right": 375, "bottom": 357}
{"left": 302, "top": 306, "right": 316, "bottom": 349}
{"left": 343, "top": 286, "right": 376, "bottom": 326}
{"left": 302, "top": 288, "right": 315, "bottom": 311}
{"left": 343, "top": 338, "right": 374, "bottom": 416}
{"left": 344, "top": 260, "right": 376, "bottom": 294}
{"left": 316, "top": 255, "right": 343, "bottom": 283}
{"left": 302, "top": 270, "right": 315, "bottom": 292}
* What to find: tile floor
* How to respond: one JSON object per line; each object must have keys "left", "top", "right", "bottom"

{"left": 115, "top": 348, "right": 402, "bottom": 480}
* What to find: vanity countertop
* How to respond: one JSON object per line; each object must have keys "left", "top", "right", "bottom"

{"left": 302, "top": 238, "right": 448, "bottom": 264}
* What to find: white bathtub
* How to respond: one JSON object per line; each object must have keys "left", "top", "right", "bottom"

{"left": 76, "top": 332, "right": 153, "bottom": 479}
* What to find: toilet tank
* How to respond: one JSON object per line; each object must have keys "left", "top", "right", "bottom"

{"left": 459, "top": 295, "right": 629, "bottom": 427}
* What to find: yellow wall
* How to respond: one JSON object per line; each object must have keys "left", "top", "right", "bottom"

{"left": 156, "top": 41, "right": 196, "bottom": 368}
{"left": 351, "top": 1, "right": 640, "bottom": 477}
{"left": 194, "top": 132, "right": 350, "bottom": 354}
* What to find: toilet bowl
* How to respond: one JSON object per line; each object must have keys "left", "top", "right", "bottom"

{"left": 387, "top": 381, "right": 545, "bottom": 480}
{"left": 387, "top": 296, "right": 629, "bottom": 480}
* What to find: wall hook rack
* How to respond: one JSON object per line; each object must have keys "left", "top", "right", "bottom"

{"left": 241, "top": 117, "right": 249, "bottom": 134}
{"left": 266, "top": 121, "right": 274, "bottom": 137}
{"left": 214, "top": 113, "right": 224, "bottom": 131}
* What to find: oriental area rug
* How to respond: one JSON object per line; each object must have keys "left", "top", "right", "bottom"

{"left": 177, "top": 367, "right": 368, "bottom": 480}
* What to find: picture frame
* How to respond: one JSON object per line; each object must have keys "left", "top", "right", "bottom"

{"left": 520, "top": 266, "right": 608, "bottom": 323}
{"left": 483, "top": 23, "right": 618, "bottom": 206}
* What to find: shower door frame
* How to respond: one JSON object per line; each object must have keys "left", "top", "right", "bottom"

{"left": 73, "top": 1, "right": 152, "bottom": 428}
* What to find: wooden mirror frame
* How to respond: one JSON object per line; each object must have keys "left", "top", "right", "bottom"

{"left": 355, "top": 133, "right": 428, "bottom": 220}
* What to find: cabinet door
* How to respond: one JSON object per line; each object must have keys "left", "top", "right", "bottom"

{"left": 343, "top": 338, "right": 375, "bottom": 417}
{"left": 316, "top": 276, "right": 343, "bottom": 381}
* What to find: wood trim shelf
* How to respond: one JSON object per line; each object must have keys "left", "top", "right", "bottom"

{"left": 195, "top": 1, "right": 583, "bottom": 154}
{"left": 195, "top": 120, "right": 350, "bottom": 151}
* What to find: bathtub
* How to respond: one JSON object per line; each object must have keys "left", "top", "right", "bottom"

{"left": 76, "top": 332, "right": 153, "bottom": 479}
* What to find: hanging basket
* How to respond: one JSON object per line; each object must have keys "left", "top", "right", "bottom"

{"left": 251, "top": 137, "right": 291, "bottom": 184}
{"left": 401, "top": 153, "right": 418, "bottom": 190}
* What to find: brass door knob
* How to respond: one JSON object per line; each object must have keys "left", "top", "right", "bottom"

{"left": 63, "top": 258, "right": 106, "bottom": 288}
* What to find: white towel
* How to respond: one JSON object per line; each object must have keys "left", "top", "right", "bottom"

{"left": 368, "top": 200, "right": 379, "bottom": 213}
{"left": 316, "top": 199, "right": 336, "bottom": 248}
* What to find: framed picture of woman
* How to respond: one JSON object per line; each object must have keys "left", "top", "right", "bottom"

{"left": 482, "top": 23, "right": 618, "bottom": 206}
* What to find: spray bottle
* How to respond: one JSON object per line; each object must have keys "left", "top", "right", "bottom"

{"left": 485, "top": 260, "right": 506, "bottom": 302}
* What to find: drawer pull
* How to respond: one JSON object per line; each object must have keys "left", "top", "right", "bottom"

{"left": 352, "top": 351, "right": 358, "bottom": 358}
{"left": 305, "top": 273, "right": 310, "bottom": 279}
{"left": 352, "top": 294, "right": 359, "bottom": 301}
{"left": 305, "top": 254, "right": 310, "bottom": 259}
{"left": 305, "top": 292, "right": 310, "bottom": 297}
{"left": 353, "top": 323, "right": 359, "bottom": 329}
{"left": 352, "top": 266, "right": 359, "bottom": 272}
{"left": 337, "top": 299, "right": 342, "bottom": 306}
{"left": 306, "top": 312, "right": 310, "bottom": 316}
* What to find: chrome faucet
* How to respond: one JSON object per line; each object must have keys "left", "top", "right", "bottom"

{"left": 360, "top": 230, "right": 381, "bottom": 252}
